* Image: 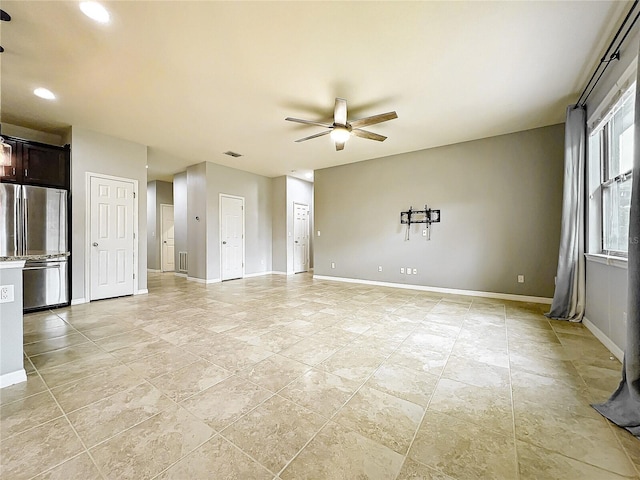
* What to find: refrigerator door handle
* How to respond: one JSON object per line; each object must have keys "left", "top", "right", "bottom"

{"left": 24, "top": 265, "right": 61, "bottom": 270}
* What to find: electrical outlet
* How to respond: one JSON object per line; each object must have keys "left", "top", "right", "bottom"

{"left": 400, "top": 267, "right": 405, "bottom": 274}
{"left": 0, "top": 285, "right": 14, "bottom": 303}
{"left": 413, "top": 268, "right": 417, "bottom": 274}
{"left": 517, "top": 275, "right": 525, "bottom": 283}
{"left": 331, "top": 262, "right": 335, "bottom": 269}
{"left": 406, "top": 267, "right": 412, "bottom": 275}
{"left": 422, "top": 229, "right": 427, "bottom": 236}
{"left": 378, "top": 266, "right": 383, "bottom": 272}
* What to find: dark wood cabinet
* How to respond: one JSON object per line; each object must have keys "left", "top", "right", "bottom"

{"left": 0, "top": 136, "right": 70, "bottom": 189}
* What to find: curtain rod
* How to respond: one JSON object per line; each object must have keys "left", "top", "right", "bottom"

{"left": 575, "top": 0, "right": 640, "bottom": 108}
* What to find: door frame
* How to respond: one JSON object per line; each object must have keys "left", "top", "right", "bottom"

{"left": 293, "top": 202, "right": 310, "bottom": 274}
{"left": 85, "top": 172, "right": 139, "bottom": 302}
{"left": 219, "top": 193, "right": 245, "bottom": 281}
{"left": 160, "top": 203, "right": 174, "bottom": 272}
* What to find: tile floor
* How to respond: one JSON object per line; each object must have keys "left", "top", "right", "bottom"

{"left": 1, "top": 272, "right": 639, "bottom": 479}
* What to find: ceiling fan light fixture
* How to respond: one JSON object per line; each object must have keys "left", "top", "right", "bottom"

{"left": 80, "top": 1, "right": 110, "bottom": 24}
{"left": 330, "top": 126, "right": 350, "bottom": 143}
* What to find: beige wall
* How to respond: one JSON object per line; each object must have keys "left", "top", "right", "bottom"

{"left": 314, "top": 124, "right": 565, "bottom": 298}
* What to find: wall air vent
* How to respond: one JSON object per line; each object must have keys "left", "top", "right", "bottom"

{"left": 223, "top": 151, "right": 242, "bottom": 158}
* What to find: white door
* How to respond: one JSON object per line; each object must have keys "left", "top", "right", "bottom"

{"left": 161, "top": 204, "right": 175, "bottom": 272}
{"left": 90, "top": 176, "right": 135, "bottom": 300}
{"left": 220, "top": 195, "right": 244, "bottom": 281}
{"left": 293, "top": 203, "right": 309, "bottom": 273}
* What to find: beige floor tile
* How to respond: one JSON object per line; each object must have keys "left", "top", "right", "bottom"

{"left": 150, "top": 359, "right": 231, "bottom": 402}
{"left": 449, "top": 340, "right": 510, "bottom": 368}
{"left": 429, "top": 378, "right": 513, "bottom": 436}
{"left": 319, "top": 347, "right": 386, "bottom": 383}
{"left": 109, "top": 338, "right": 178, "bottom": 363}
{"left": 22, "top": 313, "right": 68, "bottom": 335}
{"left": 517, "top": 439, "right": 636, "bottom": 479}
{"left": 366, "top": 362, "right": 438, "bottom": 407}
{"left": 180, "top": 375, "right": 272, "bottom": 431}
{"left": 222, "top": 395, "right": 326, "bottom": 473}
{"left": 387, "top": 346, "right": 449, "bottom": 376}
{"left": 124, "top": 348, "right": 199, "bottom": 379}
{"left": 410, "top": 411, "right": 518, "bottom": 480}
{"left": 238, "top": 354, "right": 311, "bottom": 392}
{"left": 68, "top": 381, "right": 173, "bottom": 447}
{"left": 396, "top": 457, "right": 456, "bottom": 480}
{"left": 202, "top": 340, "right": 275, "bottom": 372}
{"left": 334, "top": 385, "right": 424, "bottom": 455}
{"left": 23, "top": 332, "right": 90, "bottom": 356}
{"left": 280, "top": 421, "right": 404, "bottom": 480}
{"left": 246, "top": 329, "right": 305, "bottom": 352}
{"left": 0, "top": 372, "right": 47, "bottom": 406}
{"left": 442, "top": 354, "right": 510, "bottom": 388}
{"left": 31, "top": 453, "right": 102, "bottom": 480}
{"left": 95, "top": 328, "right": 156, "bottom": 352}
{"left": 1, "top": 390, "right": 64, "bottom": 438}
{"left": 279, "top": 368, "right": 360, "bottom": 418}
{"left": 38, "top": 352, "right": 119, "bottom": 388}
{"left": 29, "top": 342, "right": 105, "bottom": 370}
{"left": 90, "top": 404, "right": 214, "bottom": 480}
{"left": 156, "top": 435, "right": 273, "bottom": 479}
{"left": 0, "top": 417, "right": 84, "bottom": 480}
{"left": 514, "top": 402, "right": 636, "bottom": 476}
{"left": 79, "top": 321, "right": 140, "bottom": 340}
{"left": 279, "top": 337, "right": 344, "bottom": 366}
{"left": 23, "top": 324, "right": 75, "bottom": 345}
{"left": 50, "top": 363, "right": 143, "bottom": 413}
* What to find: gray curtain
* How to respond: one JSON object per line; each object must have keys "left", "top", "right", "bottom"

{"left": 547, "top": 106, "right": 586, "bottom": 321}
{"left": 592, "top": 53, "right": 640, "bottom": 437}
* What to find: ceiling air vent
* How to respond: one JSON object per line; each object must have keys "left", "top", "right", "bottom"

{"left": 224, "top": 151, "right": 242, "bottom": 158}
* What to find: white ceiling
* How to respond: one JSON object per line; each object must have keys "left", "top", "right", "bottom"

{"left": 0, "top": 1, "right": 630, "bottom": 182}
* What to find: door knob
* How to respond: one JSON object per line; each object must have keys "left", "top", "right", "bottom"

{"left": 295, "top": 241, "right": 299, "bottom": 243}
{"left": 222, "top": 241, "right": 227, "bottom": 245}
{"left": 163, "top": 241, "right": 167, "bottom": 244}
{"left": 92, "top": 242, "right": 98, "bottom": 247}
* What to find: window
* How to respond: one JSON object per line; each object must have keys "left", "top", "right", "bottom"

{"left": 589, "top": 83, "right": 635, "bottom": 256}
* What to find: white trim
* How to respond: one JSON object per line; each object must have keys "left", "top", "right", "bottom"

{"left": 85, "top": 172, "right": 139, "bottom": 302}
{"left": 135, "top": 289, "right": 148, "bottom": 295}
{"left": 0, "top": 369, "right": 27, "bottom": 389}
{"left": 71, "top": 298, "right": 87, "bottom": 305}
{"left": 219, "top": 194, "right": 245, "bottom": 281}
{"left": 271, "top": 271, "right": 287, "bottom": 275}
{"left": 0, "top": 260, "right": 26, "bottom": 270}
{"left": 187, "top": 276, "right": 221, "bottom": 284}
{"left": 293, "top": 202, "right": 310, "bottom": 274}
{"left": 585, "top": 253, "right": 628, "bottom": 270}
{"left": 174, "top": 272, "right": 187, "bottom": 278}
{"left": 313, "top": 275, "right": 553, "bottom": 304}
{"left": 244, "top": 271, "right": 275, "bottom": 278}
{"left": 147, "top": 269, "right": 161, "bottom": 273}
{"left": 583, "top": 316, "right": 624, "bottom": 362}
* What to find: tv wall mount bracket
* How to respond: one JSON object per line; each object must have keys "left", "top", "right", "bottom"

{"left": 400, "top": 205, "right": 441, "bottom": 240}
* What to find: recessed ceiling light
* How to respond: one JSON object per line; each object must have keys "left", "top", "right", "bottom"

{"left": 80, "top": 1, "right": 110, "bottom": 24}
{"left": 305, "top": 172, "right": 313, "bottom": 179}
{"left": 34, "top": 87, "right": 56, "bottom": 100}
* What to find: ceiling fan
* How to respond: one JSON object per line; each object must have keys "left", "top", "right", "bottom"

{"left": 285, "top": 98, "right": 397, "bottom": 151}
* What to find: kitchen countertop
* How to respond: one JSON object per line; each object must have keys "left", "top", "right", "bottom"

{"left": 0, "top": 252, "right": 70, "bottom": 262}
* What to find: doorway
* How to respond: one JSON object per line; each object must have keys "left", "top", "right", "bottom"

{"left": 88, "top": 174, "right": 136, "bottom": 301}
{"left": 220, "top": 194, "right": 244, "bottom": 281}
{"left": 160, "top": 204, "right": 175, "bottom": 272}
{"left": 293, "top": 202, "right": 309, "bottom": 273}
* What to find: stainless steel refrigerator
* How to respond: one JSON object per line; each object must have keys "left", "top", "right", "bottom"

{"left": 0, "top": 184, "right": 69, "bottom": 311}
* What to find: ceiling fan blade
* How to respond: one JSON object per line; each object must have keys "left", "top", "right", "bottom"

{"left": 351, "top": 129, "right": 387, "bottom": 142}
{"left": 335, "top": 141, "right": 346, "bottom": 151}
{"left": 349, "top": 111, "right": 397, "bottom": 129}
{"left": 295, "top": 130, "right": 332, "bottom": 143}
{"left": 334, "top": 98, "right": 347, "bottom": 126}
{"left": 285, "top": 117, "right": 333, "bottom": 128}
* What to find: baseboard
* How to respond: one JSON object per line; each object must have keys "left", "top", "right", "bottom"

{"left": 135, "top": 289, "right": 149, "bottom": 295}
{"left": 583, "top": 317, "right": 624, "bottom": 362}
{"left": 271, "top": 271, "right": 288, "bottom": 275}
{"left": 312, "top": 275, "right": 553, "bottom": 304}
{"left": 187, "top": 276, "right": 221, "bottom": 284}
{"left": 244, "top": 271, "right": 276, "bottom": 278}
{"left": 0, "top": 369, "right": 27, "bottom": 389}
{"left": 147, "top": 269, "right": 161, "bottom": 273}
{"left": 174, "top": 272, "right": 187, "bottom": 278}
{"left": 71, "top": 298, "right": 87, "bottom": 306}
